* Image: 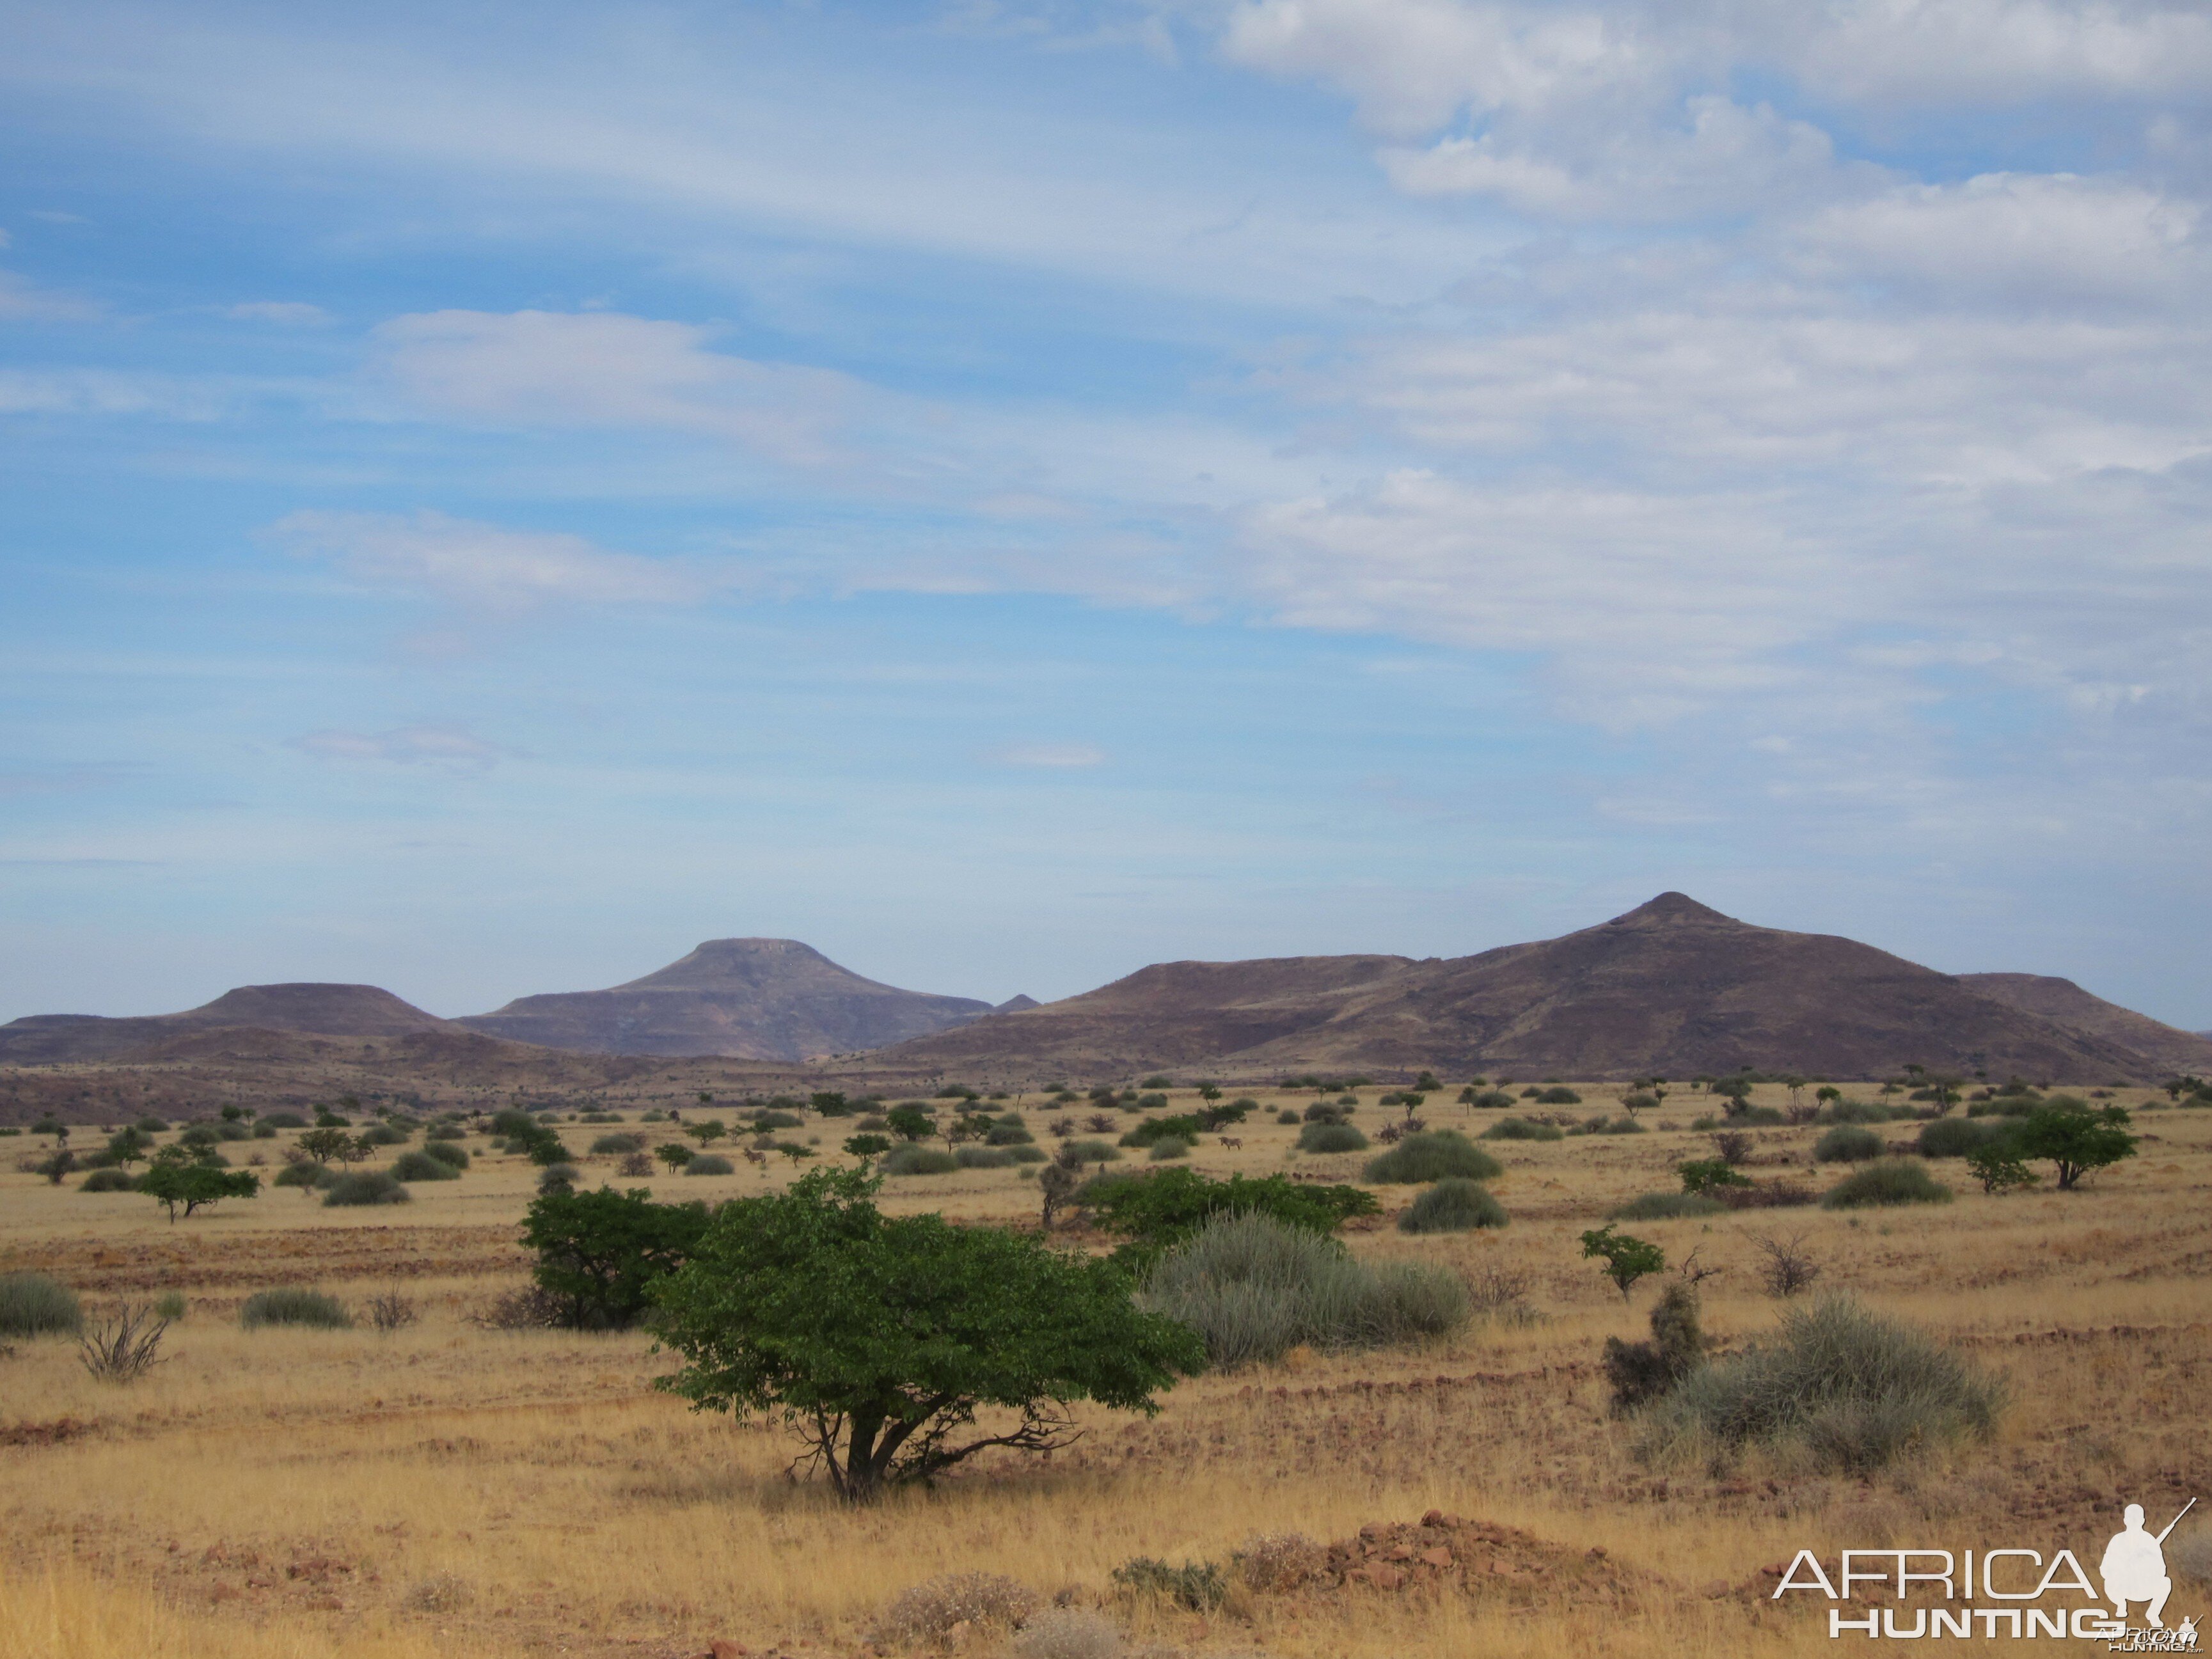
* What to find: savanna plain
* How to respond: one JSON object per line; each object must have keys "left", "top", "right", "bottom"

{"left": 3, "top": 1080, "right": 2209, "bottom": 1659}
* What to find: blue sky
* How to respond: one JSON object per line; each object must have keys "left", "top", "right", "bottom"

{"left": 3, "top": 0, "right": 2209, "bottom": 1026}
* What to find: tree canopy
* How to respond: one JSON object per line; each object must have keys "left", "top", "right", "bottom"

{"left": 139, "top": 1147, "right": 260, "bottom": 1221}
{"left": 2009, "top": 1099, "right": 2137, "bottom": 1190}
{"left": 521, "top": 1186, "right": 712, "bottom": 1329}
{"left": 652, "top": 1167, "right": 1203, "bottom": 1501}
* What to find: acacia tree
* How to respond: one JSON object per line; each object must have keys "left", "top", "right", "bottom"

{"left": 2011, "top": 1099, "right": 2137, "bottom": 1190}
{"left": 139, "top": 1148, "right": 259, "bottom": 1222}
{"left": 652, "top": 1167, "right": 1203, "bottom": 1502}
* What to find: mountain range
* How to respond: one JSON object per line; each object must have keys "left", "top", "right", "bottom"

{"left": 4, "top": 895, "right": 2208, "bottom": 1082}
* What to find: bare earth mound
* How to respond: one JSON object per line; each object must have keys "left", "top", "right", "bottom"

{"left": 455, "top": 936, "right": 995, "bottom": 1060}
{"left": 0, "top": 983, "right": 462, "bottom": 1065}
{"left": 880, "top": 893, "right": 2154, "bottom": 1081}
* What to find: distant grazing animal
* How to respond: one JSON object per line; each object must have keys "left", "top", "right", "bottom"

{"left": 742, "top": 1148, "right": 768, "bottom": 1170}
{"left": 1217, "top": 1136, "right": 1242, "bottom": 1149}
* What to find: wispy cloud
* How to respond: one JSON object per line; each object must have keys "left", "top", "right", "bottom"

{"left": 225, "top": 300, "right": 331, "bottom": 326}
{"left": 988, "top": 743, "right": 1109, "bottom": 768}
{"left": 292, "top": 723, "right": 511, "bottom": 772}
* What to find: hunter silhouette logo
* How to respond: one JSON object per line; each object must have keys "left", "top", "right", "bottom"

{"left": 1774, "top": 1497, "right": 2200, "bottom": 1647}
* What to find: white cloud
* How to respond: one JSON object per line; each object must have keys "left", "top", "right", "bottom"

{"left": 372, "top": 310, "right": 864, "bottom": 469}
{"left": 272, "top": 508, "right": 709, "bottom": 613}
{"left": 292, "top": 724, "right": 509, "bottom": 771}
{"left": 0, "top": 268, "right": 100, "bottom": 320}
{"left": 989, "top": 742, "right": 1110, "bottom": 768}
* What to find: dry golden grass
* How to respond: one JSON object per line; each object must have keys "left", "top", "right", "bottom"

{"left": 4, "top": 1082, "right": 2210, "bottom": 1658}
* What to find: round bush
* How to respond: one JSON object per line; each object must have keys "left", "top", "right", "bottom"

{"left": 538, "top": 1165, "right": 580, "bottom": 1194}
{"left": 1363, "top": 1130, "right": 1503, "bottom": 1184}
{"left": 753, "top": 1110, "right": 803, "bottom": 1130}
{"left": 589, "top": 1133, "right": 644, "bottom": 1156}
{"left": 1006, "top": 1144, "right": 1047, "bottom": 1163}
{"left": 1532, "top": 1086, "right": 1582, "bottom": 1105}
{"left": 881, "top": 1143, "right": 959, "bottom": 1176}
{"left": 955, "top": 1145, "right": 1016, "bottom": 1168}
{"left": 260, "top": 1111, "right": 310, "bottom": 1129}
{"left": 421, "top": 1140, "right": 470, "bottom": 1170}
{"left": 134, "top": 1115, "right": 168, "bottom": 1133}
{"left": 1147, "top": 1136, "right": 1194, "bottom": 1161}
{"left": 0, "top": 1271, "right": 83, "bottom": 1337}
{"left": 1813, "top": 1125, "right": 1884, "bottom": 1163}
{"left": 1822, "top": 1159, "right": 1953, "bottom": 1209}
{"left": 423, "top": 1125, "right": 466, "bottom": 1142}
{"left": 984, "top": 1123, "right": 1034, "bottom": 1145}
{"left": 390, "top": 1150, "right": 461, "bottom": 1182}
{"left": 682, "top": 1154, "right": 736, "bottom": 1175}
{"left": 1916, "top": 1117, "right": 2000, "bottom": 1159}
{"left": 323, "top": 1170, "right": 411, "bottom": 1207}
{"left": 1061, "top": 1140, "right": 1121, "bottom": 1165}
{"left": 273, "top": 1160, "right": 329, "bottom": 1188}
{"left": 79, "top": 1168, "right": 138, "bottom": 1192}
{"left": 358, "top": 1124, "right": 411, "bottom": 1147}
{"left": 1276, "top": 1110, "right": 1302, "bottom": 1125}
{"left": 240, "top": 1287, "right": 351, "bottom": 1329}
{"left": 1480, "top": 1117, "right": 1563, "bottom": 1142}
{"left": 1297, "top": 1121, "right": 1369, "bottom": 1154}
{"left": 1398, "top": 1179, "right": 1508, "bottom": 1233}
{"left": 1610, "top": 1191, "right": 1726, "bottom": 1220}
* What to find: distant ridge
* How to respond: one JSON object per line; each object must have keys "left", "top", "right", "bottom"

{"left": 1957, "top": 973, "right": 2212, "bottom": 1079}
{"left": 456, "top": 938, "right": 993, "bottom": 1061}
{"left": 876, "top": 893, "right": 2157, "bottom": 1081}
{"left": 0, "top": 983, "right": 459, "bottom": 1065}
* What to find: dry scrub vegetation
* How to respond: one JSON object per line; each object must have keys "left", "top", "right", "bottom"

{"left": 3, "top": 1081, "right": 2210, "bottom": 1659}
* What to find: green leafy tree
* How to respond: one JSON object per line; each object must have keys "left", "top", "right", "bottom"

{"left": 140, "top": 1150, "right": 259, "bottom": 1222}
{"left": 685, "top": 1120, "right": 728, "bottom": 1147}
{"left": 298, "top": 1126, "right": 362, "bottom": 1168}
{"left": 1075, "top": 1167, "right": 1377, "bottom": 1268}
{"left": 885, "top": 1105, "right": 935, "bottom": 1143}
{"left": 1966, "top": 1140, "right": 2037, "bottom": 1194}
{"left": 1581, "top": 1224, "right": 1666, "bottom": 1300}
{"left": 2010, "top": 1100, "right": 2137, "bottom": 1191}
{"left": 842, "top": 1133, "right": 892, "bottom": 1165}
{"left": 519, "top": 1186, "right": 711, "bottom": 1329}
{"left": 104, "top": 1127, "right": 153, "bottom": 1168}
{"left": 1678, "top": 1158, "right": 1751, "bottom": 1196}
{"left": 652, "top": 1167, "right": 1204, "bottom": 1502}
{"left": 1197, "top": 1083, "right": 1222, "bottom": 1102}
{"left": 656, "top": 1142, "right": 696, "bottom": 1172}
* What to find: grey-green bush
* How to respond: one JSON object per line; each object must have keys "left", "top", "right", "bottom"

{"left": 1061, "top": 1140, "right": 1122, "bottom": 1166}
{"left": 1147, "top": 1136, "right": 1193, "bottom": 1161}
{"left": 390, "top": 1149, "right": 461, "bottom": 1182}
{"left": 421, "top": 1140, "right": 470, "bottom": 1170}
{"left": 1297, "top": 1121, "right": 1369, "bottom": 1154}
{"left": 1480, "top": 1117, "right": 1563, "bottom": 1142}
{"left": 1363, "top": 1130, "right": 1502, "bottom": 1184}
{"left": 1141, "top": 1211, "right": 1469, "bottom": 1368}
{"left": 1007, "top": 1144, "right": 1047, "bottom": 1163}
{"left": 323, "top": 1170, "right": 411, "bottom": 1207}
{"left": 589, "top": 1133, "right": 644, "bottom": 1155}
{"left": 1813, "top": 1125, "right": 1884, "bottom": 1163}
{"left": 240, "top": 1287, "right": 352, "bottom": 1329}
{"left": 1822, "top": 1160, "right": 1952, "bottom": 1209}
{"left": 1610, "top": 1192, "right": 1726, "bottom": 1221}
{"left": 1398, "top": 1179, "right": 1507, "bottom": 1233}
{"left": 273, "top": 1160, "right": 329, "bottom": 1188}
{"left": 956, "top": 1145, "right": 1015, "bottom": 1168}
{"left": 1644, "top": 1294, "right": 2003, "bottom": 1473}
{"left": 80, "top": 1167, "right": 139, "bottom": 1192}
{"left": 881, "top": 1143, "right": 959, "bottom": 1176}
{"left": 1916, "top": 1117, "right": 2000, "bottom": 1159}
{"left": 683, "top": 1154, "right": 736, "bottom": 1175}
{"left": 0, "top": 1271, "right": 83, "bottom": 1337}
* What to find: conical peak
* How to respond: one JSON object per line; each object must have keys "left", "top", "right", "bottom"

{"left": 1606, "top": 892, "right": 1735, "bottom": 928}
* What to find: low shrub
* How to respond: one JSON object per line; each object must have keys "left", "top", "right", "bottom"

{"left": 589, "top": 1133, "right": 644, "bottom": 1155}
{"left": 258, "top": 1111, "right": 310, "bottom": 1129}
{"left": 422, "top": 1140, "right": 469, "bottom": 1170}
{"left": 1363, "top": 1130, "right": 1502, "bottom": 1184}
{"left": 424, "top": 1125, "right": 466, "bottom": 1142}
{"left": 1611, "top": 1191, "right": 1726, "bottom": 1221}
{"left": 358, "top": 1124, "right": 410, "bottom": 1147}
{"left": 1645, "top": 1294, "right": 2003, "bottom": 1472}
{"left": 537, "top": 1164, "right": 580, "bottom": 1195}
{"left": 752, "top": 1110, "right": 803, "bottom": 1130}
{"left": 1813, "top": 1125, "right": 1884, "bottom": 1163}
{"left": 984, "top": 1123, "right": 1034, "bottom": 1145}
{"left": 1398, "top": 1179, "right": 1507, "bottom": 1232}
{"left": 273, "top": 1161, "right": 329, "bottom": 1188}
{"left": 1276, "top": 1109, "right": 1301, "bottom": 1125}
{"left": 389, "top": 1150, "right": 460, "bottom": 1182}
{"left": 869, "top": 1574, "right": 1038, "bottom": 1649}
{"left": 1011, "top": 1606, "right": 1125, "bottom": 1659}
{"left": 1110, "top": 1557, "right": 1226, "bottom": 1612}
{"left": 0, "top": 1271, "right": 83, "bottom": 1337}
{"left": 1817, "top": 1097, "right": 1900, "bottom": 1124}
{"left": 1007, "top": 1144, "right": 1047, "bottom": 1163}
{"left": 1531, "top": 1085, "right": 1582, "bottom": 1105}
{"left": 1570, "top": 1115, "right": 1646, "bottom": 1135}
{"left": 1234, "top": 1532, "right": 1326, "bottom": 1592}
{"left": 1141, "top": 1212, "right": 1468, "bottom": 1367}
{"left": 1297, "top": 1121, "right": 1369, "bottom": 1154}
{"left": 80, "top": 1168, "right": 138, "bottom": 1192}
{"left": 881, "top": 1144, "right": 959, "bottom": 1176}
{"left": 1060, "top": 1139, "right": 1122, "bottom": 1167}
{"left": 683, "top": 1154, "right": 736, "bottom": 1175}
{"left": 324, "top": 1171, "right": 411, "bottom": 1207}
{"left": 1146, "top": 1136, "right": 1193, "bottom": 1161}
{"left": 1480, "top": 1117, "right": 1563, "bottom": 1142}
{"left": 240, "top": 1287, "right": 352, "bottom": 1329}
{"left": 1603, "top": 1282, "right": 1707, "bottom": 1413}
{"left": 956, "top": 1145, "right": 1016, "bottom": 1168}
{"left": 1465, "top": 1089, "right": 1515, "bottom": 1109}
{"left": 1916, "top": 1117, "right": 2000, "bottom": 1159}
{"left": 1822, "top": 1159, "right": 1952, "bottom": 1209}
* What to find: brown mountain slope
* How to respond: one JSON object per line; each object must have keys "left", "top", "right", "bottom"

{"left": 455, "top": 937, "right": 993, "bottom": 1061}
{"left": 0, "top": 984, "right": 460, "bottom": 1065}
{"left": 1957, "top": 974, "right": 2212, "bottom": 1079}
{"left": 880, "top": 893, "right": 2153, "bottom": 1081}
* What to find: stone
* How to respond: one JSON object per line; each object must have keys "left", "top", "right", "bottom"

{"left": 1421, "top": 1548, "right": 1453, "bottom": 1569}
{"left": 1370, "top": 1566, "right": 1405, "bottom": 1591}
{"left": 709, "top": 1642, "right": 750, "bottom": 1658}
